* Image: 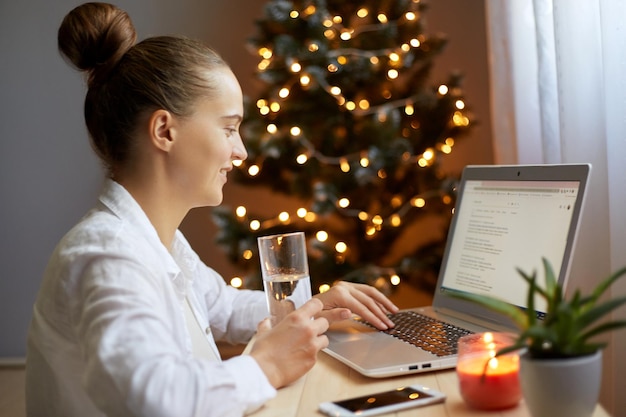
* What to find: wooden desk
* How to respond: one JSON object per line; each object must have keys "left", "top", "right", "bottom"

{"left": 249, "top": 350, "right": 611, "bottom": 417}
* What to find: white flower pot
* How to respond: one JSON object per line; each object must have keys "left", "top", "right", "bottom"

{"left": 520, "top": 350, "right": 602, "bottom": 417}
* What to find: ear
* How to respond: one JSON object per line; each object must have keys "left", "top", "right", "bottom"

{"left": 148, "top": 109, "right": 176, "bottom": 152}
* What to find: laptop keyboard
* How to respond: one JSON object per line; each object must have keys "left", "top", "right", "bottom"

{"left": 357, "top": 311, "right": 474, "bottom": 357}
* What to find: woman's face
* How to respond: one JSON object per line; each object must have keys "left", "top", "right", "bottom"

{"left": 169, "top": 68, "right": 247, "bottom": 208}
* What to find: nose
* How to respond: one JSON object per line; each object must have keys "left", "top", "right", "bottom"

{"left": 232, "top": 133, "right": 248, "bottom": 162}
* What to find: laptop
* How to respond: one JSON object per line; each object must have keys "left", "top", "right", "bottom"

{"left": 323, "top": 163, "right": 591, "bottom": 377}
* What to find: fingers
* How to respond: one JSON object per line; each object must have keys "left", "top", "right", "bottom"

{"left": 256, "top": 317, "right": 272, "bottom": 334}
{"left": 349, "top": 290, "right": 395, "bottom": 330}
{"left": 292, "top": 299, "right": 329, "bottom": 350}
{"left": 342, "top": 282, "right": 399, "bottom": 314}
{"left": 314, "top": 281, "right": 399, "bottom": 330}
{"left": 283, "top": 298, "right": 329, "bottom": 338}
{"left": 316, "top": 307, "right": 352, "bottom": 324}
{"left": 251, "top": 300, "right": 329, "bottom": 389}
{"left": 299, "top": 297, "right": 325, "bottom": 318}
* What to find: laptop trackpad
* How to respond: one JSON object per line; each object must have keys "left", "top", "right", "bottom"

{"left": 326, "top": 319, "right": 379, "bottom": 342}
{"left": 326, "top": 320, "right": 436, "bottom": 368}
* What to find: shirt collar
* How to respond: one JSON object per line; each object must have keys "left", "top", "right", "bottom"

{"left": 98, "top": 179, "right": 192, "bottom": 297}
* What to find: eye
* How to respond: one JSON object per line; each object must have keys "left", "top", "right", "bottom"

{"left": 225, "top": 128, "right": 237, "bottom": 137}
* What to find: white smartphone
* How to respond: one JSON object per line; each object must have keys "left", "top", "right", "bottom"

{"left": 318, "top": 384, "right": 446, "bottom": 417}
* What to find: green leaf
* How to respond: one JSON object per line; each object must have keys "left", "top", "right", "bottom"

{"left": 590, "top": 267, "right": 626, "bottom": 303}
{"left": 580, "top": 320, "right": 626, "bottom": 342}
{"left": 577, "top": 297, "right": 626, "bottom": 330}
{"left": 516, "top": 267, "right": 549, "bottom": 300}
{"left": 447, "top": 291, "right": 528, "bottom": 329}
{"left": 542, "top": 257, "right": 558, "bottom": 297}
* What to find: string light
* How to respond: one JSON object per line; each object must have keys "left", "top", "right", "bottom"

{"left": 244, "top": 120, "right": 457, "bottom": 172}
{"left": 228, "top": 186, "right": 450, "bottom": 252}
{"left": 316, "top": 230, "right": 328, "bottom": 241}
{"left": 335, "top": 242, "right": 347, "bottom": 253}
{"left": 453, "top": 111, "right": 470, "bottom": 126}
{"left": 253, "top": 36, "right": 447, "bottom": 117}
{"left": 411, "top": 197, "right": 426, "bottom": 208}
{"left": 296, "top": 153, "right": 308, "bottom": 164}
{"left": 252, "top": 2, "right": 428, "bottom": 102}
{"left": 247, "top": 165, "right": 260, "bottom": 176}
{"left": 390, "top": 274, "right": 401, "bottom": 286}
{"left": 257, "top": 60, "right": 270, "bottom": 71}
{"left": 290, "top": 126, "right": 302, "bottom": 136}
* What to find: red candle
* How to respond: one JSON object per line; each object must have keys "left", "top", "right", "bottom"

{"left": 456, "top": 332, "right": 521, "bottom": 410}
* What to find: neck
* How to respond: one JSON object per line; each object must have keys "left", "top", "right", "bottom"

{"left": 115, "top": 174, "right": 187, "bottom": 249}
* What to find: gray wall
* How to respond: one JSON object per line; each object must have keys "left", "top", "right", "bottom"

{"left": 0, "top": 1, "right": 491, "bottom": 358}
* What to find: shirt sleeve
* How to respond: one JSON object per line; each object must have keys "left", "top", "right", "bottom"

{"left": 177, "top": 231, "right": 269, "bottom": 345}
{"left": 199, "top": 269, "right": 269, "bottom": 345}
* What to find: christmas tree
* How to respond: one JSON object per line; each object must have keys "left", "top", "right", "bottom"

{"left": 213, "top": 0, "right": 472, "bottom": 294}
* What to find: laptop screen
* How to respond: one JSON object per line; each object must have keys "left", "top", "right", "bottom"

{"left": 438, "top": 171, "right": 586, "bottom": 316}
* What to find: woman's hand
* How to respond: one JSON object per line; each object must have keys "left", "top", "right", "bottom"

{"left": 249, "top": 298, "right": 329, "bottom": 389}
{"left": 313, "top": 281, "right": 399, "bottom": 330}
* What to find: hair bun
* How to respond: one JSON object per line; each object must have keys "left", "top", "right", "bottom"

{"left": 58, "top": 2, "right": 136, "bottom": 84}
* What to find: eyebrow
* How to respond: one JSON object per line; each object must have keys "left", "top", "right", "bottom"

{"left": 221, "top": 114, "right": 243, "bottom": 123}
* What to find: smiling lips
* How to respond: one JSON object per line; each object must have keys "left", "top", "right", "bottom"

{"left": 219, "top": 165, "right": 232, "bottom": 181}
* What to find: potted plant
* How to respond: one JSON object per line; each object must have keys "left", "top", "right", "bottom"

{"left": 451, "top": 257, "right": 626, "bottom": 417}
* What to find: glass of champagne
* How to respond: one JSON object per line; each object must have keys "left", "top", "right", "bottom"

{"left": 257, "top": 231, "right": 312, "bottom": 326}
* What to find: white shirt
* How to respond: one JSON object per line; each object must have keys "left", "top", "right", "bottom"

{"left": 26, "top": 179, "right": 276, "bottom": 417}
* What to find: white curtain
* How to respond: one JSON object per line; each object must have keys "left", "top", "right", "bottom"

{"left": 485, "top": 1, "right": 626, "bottom": 415}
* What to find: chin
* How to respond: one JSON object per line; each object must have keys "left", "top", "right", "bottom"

{"left": 207, "top": 193, "right": 224, "bottom": 207}
{"left": 192, "top": 194, "right": 223, "bottom": 209}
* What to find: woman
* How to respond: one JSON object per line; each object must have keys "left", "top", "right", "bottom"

{"left": 25, "top": 3, "right": 398, "bottom": 417}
